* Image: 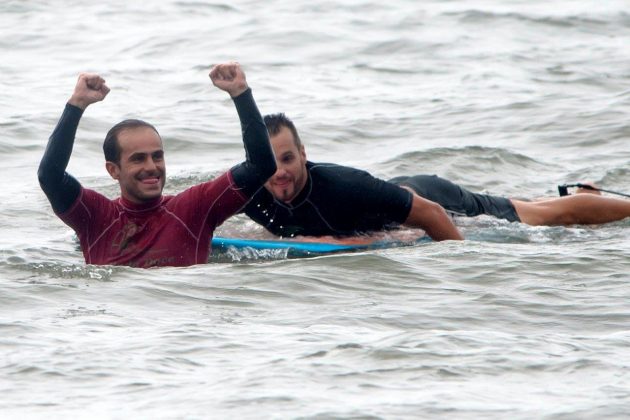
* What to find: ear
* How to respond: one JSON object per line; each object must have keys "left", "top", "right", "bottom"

{"left": 105, "top": 161, "right": 120, "bottom": 180}
{"left": 299, "top": 144, "right": 307, "bottom": 160}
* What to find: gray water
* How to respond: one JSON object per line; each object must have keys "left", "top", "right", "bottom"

{"left": 2, "top": 1, "right": 630, "bottom": 418}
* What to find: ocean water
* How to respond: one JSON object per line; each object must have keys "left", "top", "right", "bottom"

{"left": 2, "top": 0, "right": 630, "bottom": 418}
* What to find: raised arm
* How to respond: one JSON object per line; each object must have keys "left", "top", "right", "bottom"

{"left": 209, "top": 62, "right": 276, "bottom": 195}
{"left": 404, "top": 193, "right": 464, "bottom": 241}
{"left": 38, "top": 73, "right": 110, "bottom": 213}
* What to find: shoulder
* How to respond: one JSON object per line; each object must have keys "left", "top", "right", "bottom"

{"left": 168, "top": 171, "right": 248, "bottom": 208}
{"left": 307, "top": 162, "right": 387, "bottom": 200}
{"left": 308, "top": 161, "right": 372, "bottom": 180}
{"left": 57, "top": 187, "right": 121, "bottom": 229}
{"left": 74, "top": 187, "right": 117, "bottom": 209}
{"left": 175, "top": 172, "right": 239, "bottom": 197}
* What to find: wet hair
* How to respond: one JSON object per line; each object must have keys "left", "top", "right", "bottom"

{"left": 103, "top": 119, "right": 160, "bottom": 164}
{"left": 263, "top": 113, "right": 302, "bottom": 148}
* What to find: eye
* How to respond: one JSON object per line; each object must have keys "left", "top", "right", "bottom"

{"left": 152, "top": 151, "right": 164, "bottom": 161}
{"left": 281, "top": 154, "right": 294, "bottom": 164}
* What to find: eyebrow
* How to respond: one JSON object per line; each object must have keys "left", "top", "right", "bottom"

{"left": 127, "top": 150, "right": 164, "bottom": 160}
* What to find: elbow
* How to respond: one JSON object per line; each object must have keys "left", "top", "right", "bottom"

{"left": 245, "top": 161, "right": 277, "bottom": 185}
{"left": 37, "top": 163, "right": 48, "bottom": 190}
{"left": 406, "top": 199, "right": 463, "bottom": 241}
{"left": 37, "top": 162, "right": 61, "bottom": 193}
{"left": 262, "top": 160, "right": 277, "bottom": 182}
{"left": 254, "top": 153, "right": 276, "bottom": 183}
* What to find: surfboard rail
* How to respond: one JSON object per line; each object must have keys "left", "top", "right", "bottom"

{"left": 211, "top": 234, "right": 430, "bottom": 258}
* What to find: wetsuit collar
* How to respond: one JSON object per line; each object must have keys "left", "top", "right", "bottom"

{"left": 119, "top": 195, "right": 164, "bottom": 212}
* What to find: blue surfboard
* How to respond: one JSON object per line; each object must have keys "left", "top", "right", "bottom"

{"left": 211, "top": 235, "right": 430, "bottom": 258}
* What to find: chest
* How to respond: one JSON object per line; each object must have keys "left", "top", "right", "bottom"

{"left": 83, "top": 207, "right": 207, "bottom": 267}
{"left": 247, "top": 195, "right": 361, "bottom": 236}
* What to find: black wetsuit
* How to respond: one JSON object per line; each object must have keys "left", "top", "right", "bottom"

{"left": 244, "top": 162, "right": 412, "bottom": 237}
{"left": 244, "top": 162, "right": 519, "bottom": 238}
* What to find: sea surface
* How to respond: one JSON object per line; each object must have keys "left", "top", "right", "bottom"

{"left": 1, "top": 0, "right": 630, "bottom": 418}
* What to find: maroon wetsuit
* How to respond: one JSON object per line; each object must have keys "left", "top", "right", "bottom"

{"left": 59, "top": 173, "right": 246, "bottom": 267}
{"left": 39, "top": 89, "right": 275, "bottom": 267}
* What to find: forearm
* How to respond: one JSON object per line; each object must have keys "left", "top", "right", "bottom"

{"left": 404, "top": 195, "right": 464, "bottom": 241}
{"left": 230, "top": 88, "right": 276, "bottom": 192}
{"left": 38, "top": 103, "right": 83, "bottom": 213}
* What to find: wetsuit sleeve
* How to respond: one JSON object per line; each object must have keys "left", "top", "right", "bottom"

{"left": 359, "top": 175, "right": 414, "bottom": 224}
{"left": 38, "top": 104, "right": 83, "bottom": 214}
{"left": 229, "top": 88, "right": 276, "bottom": 196}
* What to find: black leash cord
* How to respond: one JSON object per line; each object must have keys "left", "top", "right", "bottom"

{"left": 558, "top": 183, "right": 630, "bottom": 198}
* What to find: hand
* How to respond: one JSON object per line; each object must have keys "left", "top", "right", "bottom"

{"left": 68, "top": 73, "right": 110, "bottom": 110}
{"left": 209, "top": 62, "right": 248, "bottom": 98}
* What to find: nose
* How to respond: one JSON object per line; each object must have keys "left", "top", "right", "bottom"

{"left": 144, "top": 157, "right": 158, "bottom": 172}
{"left": 273, "top": 167, "right": 289, "bottom": 179}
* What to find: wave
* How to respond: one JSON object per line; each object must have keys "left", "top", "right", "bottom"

{"left": 444, "top": 9, "right": 618, "bottom": 30}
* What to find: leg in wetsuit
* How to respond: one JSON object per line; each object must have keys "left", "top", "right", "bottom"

{"left": 389, "top": 175, "right": 521, "bottom": 222}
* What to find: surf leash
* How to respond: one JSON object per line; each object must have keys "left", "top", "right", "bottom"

{"left": 558, "top": 183, "right": 630, "bottom": 198}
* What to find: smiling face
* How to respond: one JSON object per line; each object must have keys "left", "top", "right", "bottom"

{"left": 105, "top": 126, "right": 166, "bottom": 204}
{"left": 264, "top": 125, "right": 308, "bottom": 203}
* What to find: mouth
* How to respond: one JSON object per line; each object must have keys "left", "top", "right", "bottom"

{"left": 140, "top": 176, "right": 161, "bottom": 185}
{"left": 273, "top": 179, "right": 291, "bottom": 188}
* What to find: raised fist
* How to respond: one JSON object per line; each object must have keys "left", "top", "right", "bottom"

{"left": 209, "top": 62, "right": 248, "bottom": 98}
{"left": 68, "top": 73, "right": 110, "bottom": 110}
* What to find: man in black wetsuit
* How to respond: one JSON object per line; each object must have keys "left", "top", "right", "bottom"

{"left": 243, "top": 114, "right": 463, "bottom": 241}
{"left": 243, "top": 113, "right": 630, "bottom": 239}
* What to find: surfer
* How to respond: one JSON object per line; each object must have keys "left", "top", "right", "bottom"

{"left": 245, "top": 113, "right": 463, "bottom": 241}
{"left": 38, "top": 62, "right": 276, "bottom": 268}
{"left": 242, "top": 113, "right": 630, "bottom": 238}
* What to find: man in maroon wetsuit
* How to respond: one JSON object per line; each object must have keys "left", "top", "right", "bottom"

{"left": 38, "top": 63, "right": 276, "bottom": 268}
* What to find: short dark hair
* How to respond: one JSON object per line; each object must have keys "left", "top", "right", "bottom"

{"left": 103, "top": 119, "right": 160, "bottom": 164}
{"left": 263, "top": 113, "right": 302, "bottom": 147}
